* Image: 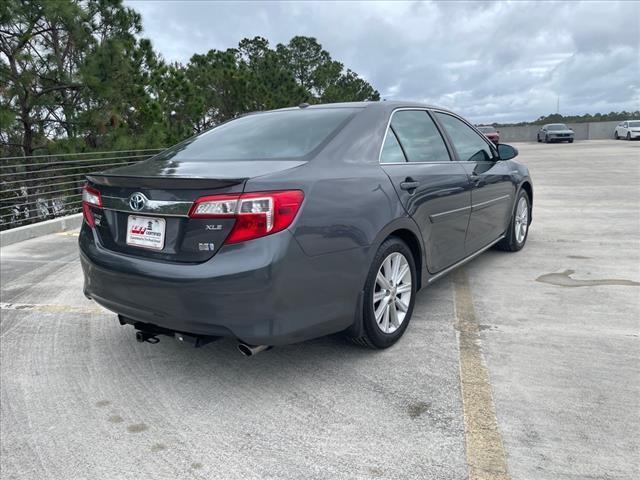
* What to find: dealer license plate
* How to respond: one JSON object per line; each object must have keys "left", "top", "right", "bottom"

{"left": 126, "top": 215, "right": 166, "bottom": 250}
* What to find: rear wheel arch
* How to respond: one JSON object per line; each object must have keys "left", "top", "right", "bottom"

{"left": 386, "top": 229, "right": 423, "bottom": 291}
{"left": 367, "top": 218, "right": 426, "bottom": 291}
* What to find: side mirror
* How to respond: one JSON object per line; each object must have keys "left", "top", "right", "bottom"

{"left": 497, "top": 143, "right": 518, "bottom": 161}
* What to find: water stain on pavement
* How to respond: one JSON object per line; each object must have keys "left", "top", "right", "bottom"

{"left": 407, "top": 401, "right": 430, "bottom": 419}
{"left": 108, "top": 415, "right": 124, "bottom": 423}
{"left": 95, "top": 400, "right": 111, "bottom": 408}
{"left": 127, "top": 423, "right": 148, "bottom": 433}
{"left": 367, "top": 467, "right": 384, "bottom": 477}
{"left": 567, "top": 255, "right": 591, "bottom": 259}
{"left": 150, "top": 443, "right": 167, "bottom": 452}
{"left": 191, "top": 463, "right": 203, "bottom": 470}
{"left": 536, "top": 269, "right": 640, "bottom": 287}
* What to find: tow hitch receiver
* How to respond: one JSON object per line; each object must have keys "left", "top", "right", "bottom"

{"left": 175, "top": 333, "right": 218, "bottom": 348}
{"left": 119, "top": 315, "right": 219, "bottom": 348}
{"left": 136, "top": 331, "right": 160, "bottom": 344}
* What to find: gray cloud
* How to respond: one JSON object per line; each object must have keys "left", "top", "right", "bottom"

{"left": 125, "top": 0, "right": 640, "bottom": 123}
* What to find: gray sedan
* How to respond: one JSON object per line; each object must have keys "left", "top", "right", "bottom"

{"left": 79, "top": 102, "right": 533, "bottom": 354}
{"left": 537, "top": 123, "right": 574, "bottom": 143}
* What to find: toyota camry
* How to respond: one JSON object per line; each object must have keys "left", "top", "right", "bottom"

{"left": 79, "top": 102, "right": 533, "bottom": 355}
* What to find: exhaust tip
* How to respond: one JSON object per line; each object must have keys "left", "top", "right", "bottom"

{"left": 237, "top": 343, "right": 271, "bottom": 357}
{"left": 238, "top": 343, "right": 254, "bottom": 357}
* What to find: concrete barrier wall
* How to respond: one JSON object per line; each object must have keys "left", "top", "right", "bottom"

{"left": 496, "top": 120, "right": 621, "bottom": 142}
{"left": 0, "top": 213, "right": 82, "bottom": 247}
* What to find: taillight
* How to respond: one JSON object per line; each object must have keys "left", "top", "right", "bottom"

{"left": 189, "top": 190, "right": 304, "bottom": 244}
{"left": 82, "top": 185, "right": 102, "bottom": 227}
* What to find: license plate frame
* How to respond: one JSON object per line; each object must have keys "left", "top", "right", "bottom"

{"left": 126, "top": 215, "right": 166, "bottom": 251}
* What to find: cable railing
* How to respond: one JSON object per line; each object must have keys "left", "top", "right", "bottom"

{"left": 0, "top": 149, "right": 165, "bottom": 231}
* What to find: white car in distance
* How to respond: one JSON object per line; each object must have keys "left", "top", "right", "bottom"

{"left": 614, "top": 120, "right": 640, "bottom": 140}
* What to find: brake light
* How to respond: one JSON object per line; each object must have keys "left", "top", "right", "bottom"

{"left": 189, "top": 190, "right": 304, "bottom": 244}
{"left": 82, "top": 185, "right": 102, "bottom": 227}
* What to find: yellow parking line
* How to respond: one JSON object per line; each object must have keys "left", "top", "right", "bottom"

{"left": 453, "top": 269, "right": 510, "bottom": 480}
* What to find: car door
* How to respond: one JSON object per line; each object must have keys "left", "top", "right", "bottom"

{"left": 433, "top": 111, "right": 515, "bottom": 254}
{"left": 379, "top": 109, "right": 472, "bottom": 273}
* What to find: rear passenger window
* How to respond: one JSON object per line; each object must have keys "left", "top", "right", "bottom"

{"left": 434, "top": 112, "right": 494, "bottom": 162}
{"left": 388, "top": 111, "right": 450, "bottom": 163}
{"left": 380, "top": 129, "right": 407, "bottom": 163}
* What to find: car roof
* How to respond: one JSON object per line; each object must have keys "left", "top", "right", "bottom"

{"left": 269, "top": 100, "right": 452, "bottom": 114}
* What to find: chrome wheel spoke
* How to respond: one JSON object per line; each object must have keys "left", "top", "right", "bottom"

{"left": 376, "top": 271, "right": 391, "bottom": 290}
{"left": 380, "top": 304, "right": 390, "bottom": 331}
{"left": 373, "top": 290, "right": 387, "bottom": 303}
{"left": 396, "top": 283, "right": 411, "bottom": 294}
{"left": 390, "top": 254, "right": 401, "bottom": 284}
{"left": 396, "top": 264, "right": 409, "bottom": 284}
{"left": 374, "top": 296, "right": 389, "bottom": 321}
{"left": 389, "top": 302, "right": 399, "bottom": 328}
{"left": 395, "top": 297, "right": 408, "bottom": 312}
{"left": 383, "top": 256, "right": 393, "bottom": 283}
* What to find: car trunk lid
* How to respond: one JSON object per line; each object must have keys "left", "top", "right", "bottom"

{"left": 85, "top": 159, "right": 305, "bottom": 263}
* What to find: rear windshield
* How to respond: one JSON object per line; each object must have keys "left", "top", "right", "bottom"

{"left": 477, "top": 126, "right": 496, "bottom": 133}
{"left": 547, "top": 124, "right": 568, "bottom": 131}
{"left": 155, "top": 108, "right": 359, "bottom": 161}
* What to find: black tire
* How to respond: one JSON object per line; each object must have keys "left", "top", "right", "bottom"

{"left": 537, "top": 135, "right": 541, "bottom": 143}
{"left": 568, "top": 138, "right": 573, "bottom": 143}
{"left": 544, "top": 134, "right": 549, "bottom": 143}
{"left": 496, "top": 189, "right": 530, "bottom": 252}
{"left": 627, "top": 132, "right": 631, "bottom": 141}
{"left": 350, "top": 237, "right": 417, "bottom": 349}
{"left": 614, "top": 131, "right": 619, "bottom": 140}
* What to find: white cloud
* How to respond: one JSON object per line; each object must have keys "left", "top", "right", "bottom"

{"left": 125, "top": 0, "right": 640, "bottom": 123}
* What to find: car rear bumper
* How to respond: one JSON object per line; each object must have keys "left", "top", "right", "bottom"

{"left": 80, "top": 224, "right": 367, "bottom": 345}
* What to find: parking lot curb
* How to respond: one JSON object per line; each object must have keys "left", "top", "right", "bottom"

{"left": 0, "top": 214, "right": 82, "bottom": 248}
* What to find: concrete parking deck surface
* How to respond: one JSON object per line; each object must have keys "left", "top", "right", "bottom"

{"left": 1, "top": 140, "right": 639, "bottom": 479}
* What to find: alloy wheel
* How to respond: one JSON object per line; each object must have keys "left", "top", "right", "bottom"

{"left": 514, "top": 196, "right": 529, "bottom": 244}
{"left": 373, "top": 252, "right": 412, "bottom": 334}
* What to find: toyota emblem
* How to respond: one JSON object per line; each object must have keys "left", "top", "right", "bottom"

{"left": 129, "top": 192, "right": 147, "bottom": 211}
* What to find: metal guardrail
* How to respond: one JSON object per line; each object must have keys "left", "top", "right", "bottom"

{"left": 0, "top": 149, "right": 164, "bottom": 231}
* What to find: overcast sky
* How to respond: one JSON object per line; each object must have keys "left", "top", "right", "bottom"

{"left": 126, "top": 0, "right": 639, "bottom": 123}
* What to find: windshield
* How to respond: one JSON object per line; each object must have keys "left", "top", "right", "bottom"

{"left": 547, "top": 124, "right": 569, "bottom": 131}
{"left": 153, "top": 108, "right": 360, "bottom": 161}
{"left": 628, "top": 121, "right": 640, "bottom": 128}
{"left": 477, "top": 126, "right": 497, "bottom": 133}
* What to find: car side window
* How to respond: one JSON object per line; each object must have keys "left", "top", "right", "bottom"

{"left": 388, "top": 110, "right": 450, "bottom": 163}
{"left": 434, "top": 112, "right": 494, "bottom": 162}
{"left": 380, "top": 128, "right": 407, "bottom": 163}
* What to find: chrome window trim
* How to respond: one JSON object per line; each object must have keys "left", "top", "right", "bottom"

{"left": 101, "top": 195, "right": 192, "bottom": 217}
